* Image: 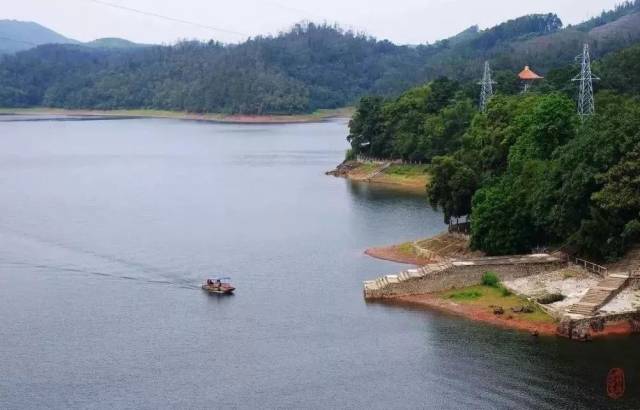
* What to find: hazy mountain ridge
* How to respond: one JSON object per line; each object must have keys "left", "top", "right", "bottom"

{"left": 0, "top": 20, "right": 146, "bottom": 54}
{"left": 85, "top": 38, "right": 149, "bottom": 49}
{"left": 0, "top": 20, "right": 77, "bottom": 54}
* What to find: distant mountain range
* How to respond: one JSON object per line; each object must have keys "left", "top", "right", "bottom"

{"left": 0, "top": 20, "right": 146, "bottom": 54}
{"left": 2, "top": 1, "right": 640, "bottom": 114}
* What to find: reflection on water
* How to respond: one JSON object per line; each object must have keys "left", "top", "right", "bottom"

{"left": 0, "top": 118, "right": 638, "bottom": 409}
{"left": 0, "top": 114, "right": 137, "bottom": 122}
{"left": 347, "top": 179, "right": 426, "bottom": 199}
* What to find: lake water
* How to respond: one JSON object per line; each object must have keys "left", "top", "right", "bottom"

{"left": 1, "top": 117, "right": 639, "bottom": 409}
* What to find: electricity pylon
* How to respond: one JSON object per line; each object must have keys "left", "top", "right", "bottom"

{"left": 572, "top": 43, "right": 599, "bottom": 120}
{"left": 478, "top": 61, "right": 496, "bottom": 112}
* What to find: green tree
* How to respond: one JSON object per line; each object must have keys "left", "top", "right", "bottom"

{"left": 427, "top": 155, "right": 478, "bottom": 224}
{"left": 470, "top": 176, "right": 534, "bottom": 255}
{"left": 507, "top": 93, "right": 577, "bottom": 164}
{"left": 576, "top": 143, "right": 640, "bottom": 259}
{"left": 347, "top": 96, "right": 387, "bottom": 157}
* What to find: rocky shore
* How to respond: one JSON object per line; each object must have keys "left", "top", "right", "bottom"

{"left": 363, "top": 232, "right": 640, "bottom": 340}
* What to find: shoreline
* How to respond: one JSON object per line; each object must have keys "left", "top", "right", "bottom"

{"left": 383, "top": 294, "right": 637, "bottom": 339}
{"left": 365, "top": 245, "right": 433, "bottom": 266}
{"left": 327, "top": 161, "right": 430, "bottom": 194}
{"left": 0, "top": 107, "right": 354, "bottom": 124}
{"left": 365, "top": 233, "right": 483, "bottom": 265}
{"left": 386, "top": 294, "right": 559, "bottom": 336}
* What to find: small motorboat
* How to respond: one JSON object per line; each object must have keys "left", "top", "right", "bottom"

{"left": 202, "top": 277, "right": 235, "bottom": 295}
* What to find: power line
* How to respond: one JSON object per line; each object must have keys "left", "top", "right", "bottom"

{"left": 81, "top": 0, "right": 248, "bottom": 38}
{"left": 262, "top": 1, "right": 329, "bottom": 22}
{"left": 572, "top": 43, "right": 599, "bottom": 120}
{"left": 478, "top": 61, "right": 496, "bottom": 112}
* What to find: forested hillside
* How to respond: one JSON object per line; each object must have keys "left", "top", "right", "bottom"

{"left": 2, "top": 2, "right": 640, "bottom": 114}
{"left": 347, "top": 40, "right": 640, "bottom": 262}
{"left": 0, "top": 23, "right": 427, "bottom": 114}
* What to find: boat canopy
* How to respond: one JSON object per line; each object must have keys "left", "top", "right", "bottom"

{"left": 209, "top": 277, "right": 232, "bottom": 281}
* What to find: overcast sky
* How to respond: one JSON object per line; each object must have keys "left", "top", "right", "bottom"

{"left": 6, "top": 0, "right": 624, "bottom": 44}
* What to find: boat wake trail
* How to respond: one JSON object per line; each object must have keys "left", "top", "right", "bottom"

{"left": 1, "top": 260, "right": 200, "bottom": 290}
{"left": 0, "top": 227, "right": 203, "bottom": 290}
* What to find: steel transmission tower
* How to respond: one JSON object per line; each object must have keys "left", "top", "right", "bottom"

{"left": 478, "top": 61, "right": 496, "bottom": 112}
{"left": 572, "top": 44, "right": 599, "bottom": 120}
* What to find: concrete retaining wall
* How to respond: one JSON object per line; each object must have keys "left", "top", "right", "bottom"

{"left": 558, "top": 312, "right": 640, "bottom": 340}
{"left": 364, "top": 255, "right": 566, "bottom": 299}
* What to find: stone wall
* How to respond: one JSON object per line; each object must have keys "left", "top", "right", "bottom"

{"left": 628, "top": 278, "right": 640, "bottom": 290}
{"left": 557, "top": 312, "right": 640, "bottom": 340}
{"left": 364, "top": 255, "right": 566, "bottom": 299}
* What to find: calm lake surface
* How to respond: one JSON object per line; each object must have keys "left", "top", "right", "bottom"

{"left": 1, "top": 117, "right": 640, "bottom": 409}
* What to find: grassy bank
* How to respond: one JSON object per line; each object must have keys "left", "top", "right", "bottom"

{"left": 374, "top": 164, "right": 431, "bottom": 189}
{"left": 441, "top": 285, "right": 553, "bottom": 324}
{"left": 329, "top": 161, "right": 431, "bottom": 193}
{"left": 365, "top": 233, "right": 483, "bottom": 265}
{"left": 0, "top": 107, "right": 354, "bottom": 124}
{"left": 365, "top": 241, "right": 434, "bottom": 265}
{"left": 394, "top": 284, "right": 557, "bottom": 336}
{"left": 392, "top": 277, "right": 556, "bottom": 335}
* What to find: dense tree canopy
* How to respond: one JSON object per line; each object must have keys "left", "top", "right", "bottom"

{"left": 348, "top": 39, "right": 640, "bottom": 260}
{"left": 347, "top": 79, "right": 475, "bottom": 162}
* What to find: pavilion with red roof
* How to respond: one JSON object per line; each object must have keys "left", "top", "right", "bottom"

{"left": 518, "top": 66, "right": 543, "bottom": 92}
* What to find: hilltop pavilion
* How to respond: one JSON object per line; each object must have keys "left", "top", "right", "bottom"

{"left": 518, "top": 65, "right": 544, "bottom": 92}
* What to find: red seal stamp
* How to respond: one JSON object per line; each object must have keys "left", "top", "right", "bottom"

{"left": 606, "top": 368, "right": 625, "bottom": 400}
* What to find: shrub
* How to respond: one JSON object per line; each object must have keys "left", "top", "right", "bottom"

{"left": 500, "top": 286, "right": 512, "bottom": 297}
{"left": 481, "top": 272, "right": 500, "bottom": 288}
{"left": 345, "top": 148, "right": 356, "bottom": 161}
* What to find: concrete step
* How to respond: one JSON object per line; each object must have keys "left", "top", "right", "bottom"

{"left": 365, "top": 162, "right": 392, "bottom": 180}
{"left": 610, "top": 273, "right": 630, "bottom": 279}
{"left": 569, "top": 274, "right": 630, "bottom": 315}
{"left": 363, "top": 281, "right": 378, "bottom": 290}
{"left": 386, "top": 275, "right": 400, "bottom": 284}
{"left": 568, "top": 302, "right": 599, "bottom": 315}
{"left": 569, "top": 311, "right": 595, "bottom": 316}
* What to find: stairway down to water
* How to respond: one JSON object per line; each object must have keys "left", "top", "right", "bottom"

{"left": 364, "top": 162, "right": 391, "bottom": 181}
{"left": 568, "top": 274, "right": 630, "bottom": 316}
{"left": 363, "top": 262, "right": 454, "bottom": 298}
